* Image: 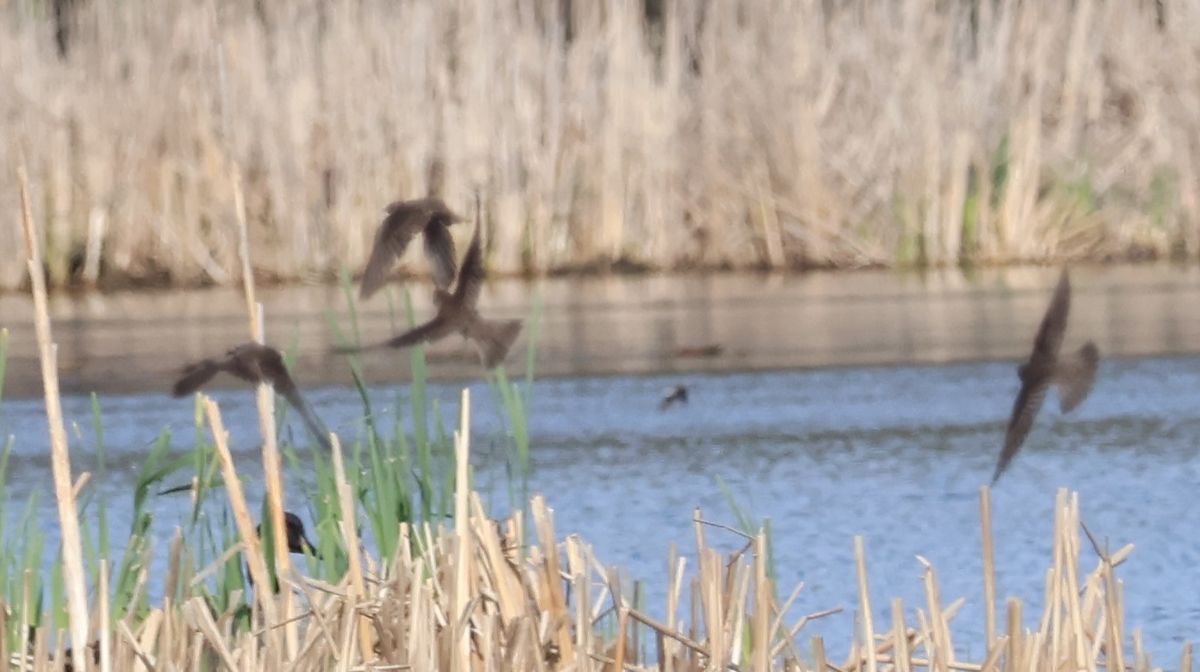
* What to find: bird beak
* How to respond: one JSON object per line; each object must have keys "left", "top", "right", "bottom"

{"left": 300, "top": 534, "right": 322, "bottom": 560}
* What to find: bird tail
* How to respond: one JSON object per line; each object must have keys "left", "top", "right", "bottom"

{"left": 285, "top": 392, "right": 334, "bottom": 452}
{"left": 172, "top": 360, "right": 220, "bottom": 397}
{"left": 990, "top": 464, "right": 1005, "bottom": 486}
{"left": 1055, "top": 341, "right": 1099, "bottom": 413}
{"left": 468, "top": 318, "right": 523, "bottom": 369}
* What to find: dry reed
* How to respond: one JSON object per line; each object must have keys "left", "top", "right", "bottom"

{"left": 17, "top": 165, "right": 90, "bottom": 671}
{"left": 2, "top": 0, "right": 1197, "bottom": 290}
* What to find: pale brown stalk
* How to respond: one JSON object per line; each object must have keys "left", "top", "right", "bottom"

{"left": 233, "top": 164, "right": 295, "bottom": 656}
{"left": 979, "top": 486, "right": 997, "bottom": 653}
{"left": 202, "top": 396, "right": 280, "bottom": 655}
{"left": 17, "top": 165, "right": 90, "bottom": 672}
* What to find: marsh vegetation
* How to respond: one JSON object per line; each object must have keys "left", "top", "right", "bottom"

{"left": 2, "top": 0, "right": 1197, "bottom": 290}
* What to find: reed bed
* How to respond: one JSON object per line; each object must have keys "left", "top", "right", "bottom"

{"left": 2, "top": 0, "right": 1199, "bottom": 289}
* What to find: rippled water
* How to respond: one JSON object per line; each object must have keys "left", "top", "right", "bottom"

{"left": 1, "top": 266, "right": 1199, "bottom": 657}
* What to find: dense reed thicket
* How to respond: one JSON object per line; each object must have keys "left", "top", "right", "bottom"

{"left": 2, "top": 0, "right": 1197, "bottom": 289}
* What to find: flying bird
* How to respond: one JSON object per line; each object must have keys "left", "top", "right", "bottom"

{"left": 337, "top": 212, "right": 523, "bottom": 369}
{"left": 359, "top": 197, "right": 465, "bottom": 299}
{"left": 171, "top": 342, "right": 333, "bottom": 451}
{"left": 992, "top": 269, "right": 1099, "bottom": 484}
{"left": 660, "top": 385, "right": 689, "bottom": 411}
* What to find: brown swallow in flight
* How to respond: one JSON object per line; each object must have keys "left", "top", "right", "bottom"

{"left": 659, "top": 385, "right": 689, "bottom": 411}
{"left": 358, "top": 197, "right": 465, "bottom": 299}
{"left": 171, "top": 342, "right": 333, "bottom": 451}
{"left": 992, "top": 269, "right": 1099, "bottom": 484}
{"left": 338, "top": 206, "right": 522, "bottom": 369}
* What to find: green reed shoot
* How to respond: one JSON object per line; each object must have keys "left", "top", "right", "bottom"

{"left": 488, "top": 294, "right": 541, "bottom": 513}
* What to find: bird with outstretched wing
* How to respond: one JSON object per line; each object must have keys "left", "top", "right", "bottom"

{"left": 358, "top": 197, "right": 465, "bottom": 299}
{"left": 992, "top": 269, "right": 1100, "bottom": 484}
{"left": 171, "top": 342, "right": 333, "bottom": 451}
{"left": 339, "top": 197, "right": 522, "bottom": 369}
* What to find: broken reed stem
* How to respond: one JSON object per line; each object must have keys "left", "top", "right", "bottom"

{"left": 626, "top": 608, "right": 729, "bottom": 668}
{"left": 854, "top": 535, "right": 878, "bottom": 672}
{"left": 232, "top": 164, "right": 295, "bottom": 655}
{"left": 753, "top": 532, "right": 770, "bottom": 672}
{"left": 252, "top": 302, "right": 294, "bottom": 654}
{"left": 233, "top": 163, "right": 257, "bottom": 324}
{"left": 17, "top": 164, "right": 90, "bottom": 672}
{"left": 202, "top": 396, "right": 280, "bottom": 655}
{"left": 979, "top": 486, "right": 996, "bottom": 654}
{"left": 452, "top": 389, "right": 473, "bottom": 672}
{"left": 99, "top": 557, "right": 111, "bottom": 672}
{"left": 812, "top": 636, "right": 828, "bottom": 671}
{"left": 331, "top": 433, "right": 372, "bottom": 663}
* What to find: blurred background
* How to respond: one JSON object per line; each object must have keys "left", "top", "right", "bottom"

{"left": 1, "top": 0, "right": 1196, "bottom": 289}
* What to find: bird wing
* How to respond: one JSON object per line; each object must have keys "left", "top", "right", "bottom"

{"left": 383, "top": 314, "right": 456, "bottom": 349}
{"left": 1055, "top": 341, "right": 1100, "bottom": 413}
{"left": 659, "top": 391, "right": 678, "bottom": 411}
{"left": 452, "top": 222, "right": 486, "bottom": 309}
{"left": 423, "top": 219, "right": 458, "bottom": 290}
{"left": 466, "top": 317, "right": 522, "bottom": 368}
{"left": 257, "top": 349, "right": 334, "bottom": 451}
{"left": 1030, "top": 269, "right": 1071, "bottom": 364}
{"left": 992, "top": 378, "right": 1049, "bottom": 484}
{"left": 286, "top": 391, "right": 334, "bottom": 452}
{"left": 359, "top": 201, "right": 431, "bottom": 299}
{"left": 171, "top": 359, "right": 221, "bottom": 397}
{"left": 331, "top": 313, "right": 455, "bottom": 355}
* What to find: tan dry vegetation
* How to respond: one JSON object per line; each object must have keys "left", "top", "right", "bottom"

{"left": 12, "top": 440, "right": 1190, "bottom": 671}
{"left": 1, "top": 0, "right": 1197, "bottom": 289}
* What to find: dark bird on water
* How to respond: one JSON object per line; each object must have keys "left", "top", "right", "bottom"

{"left": 359, "top": 197, "right": 466, "bottom": 299}
{"left": 171, "top": 342, "right": 333, "bottom": 451}
{"left": 660, "top": 385, "right": 689, "bottom": 411}
{"left": 337, "top": 216, "right": 523, "bottom": 369}
{"left": 992, "top": 269, "right": 1099, "bottom": 484}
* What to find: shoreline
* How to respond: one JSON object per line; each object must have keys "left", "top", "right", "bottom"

{"left": 0, "top": 255, "right": 1188, "bottom": 298}
{"left": 1, "top": 264, "right": 1198, "bottom": 400}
